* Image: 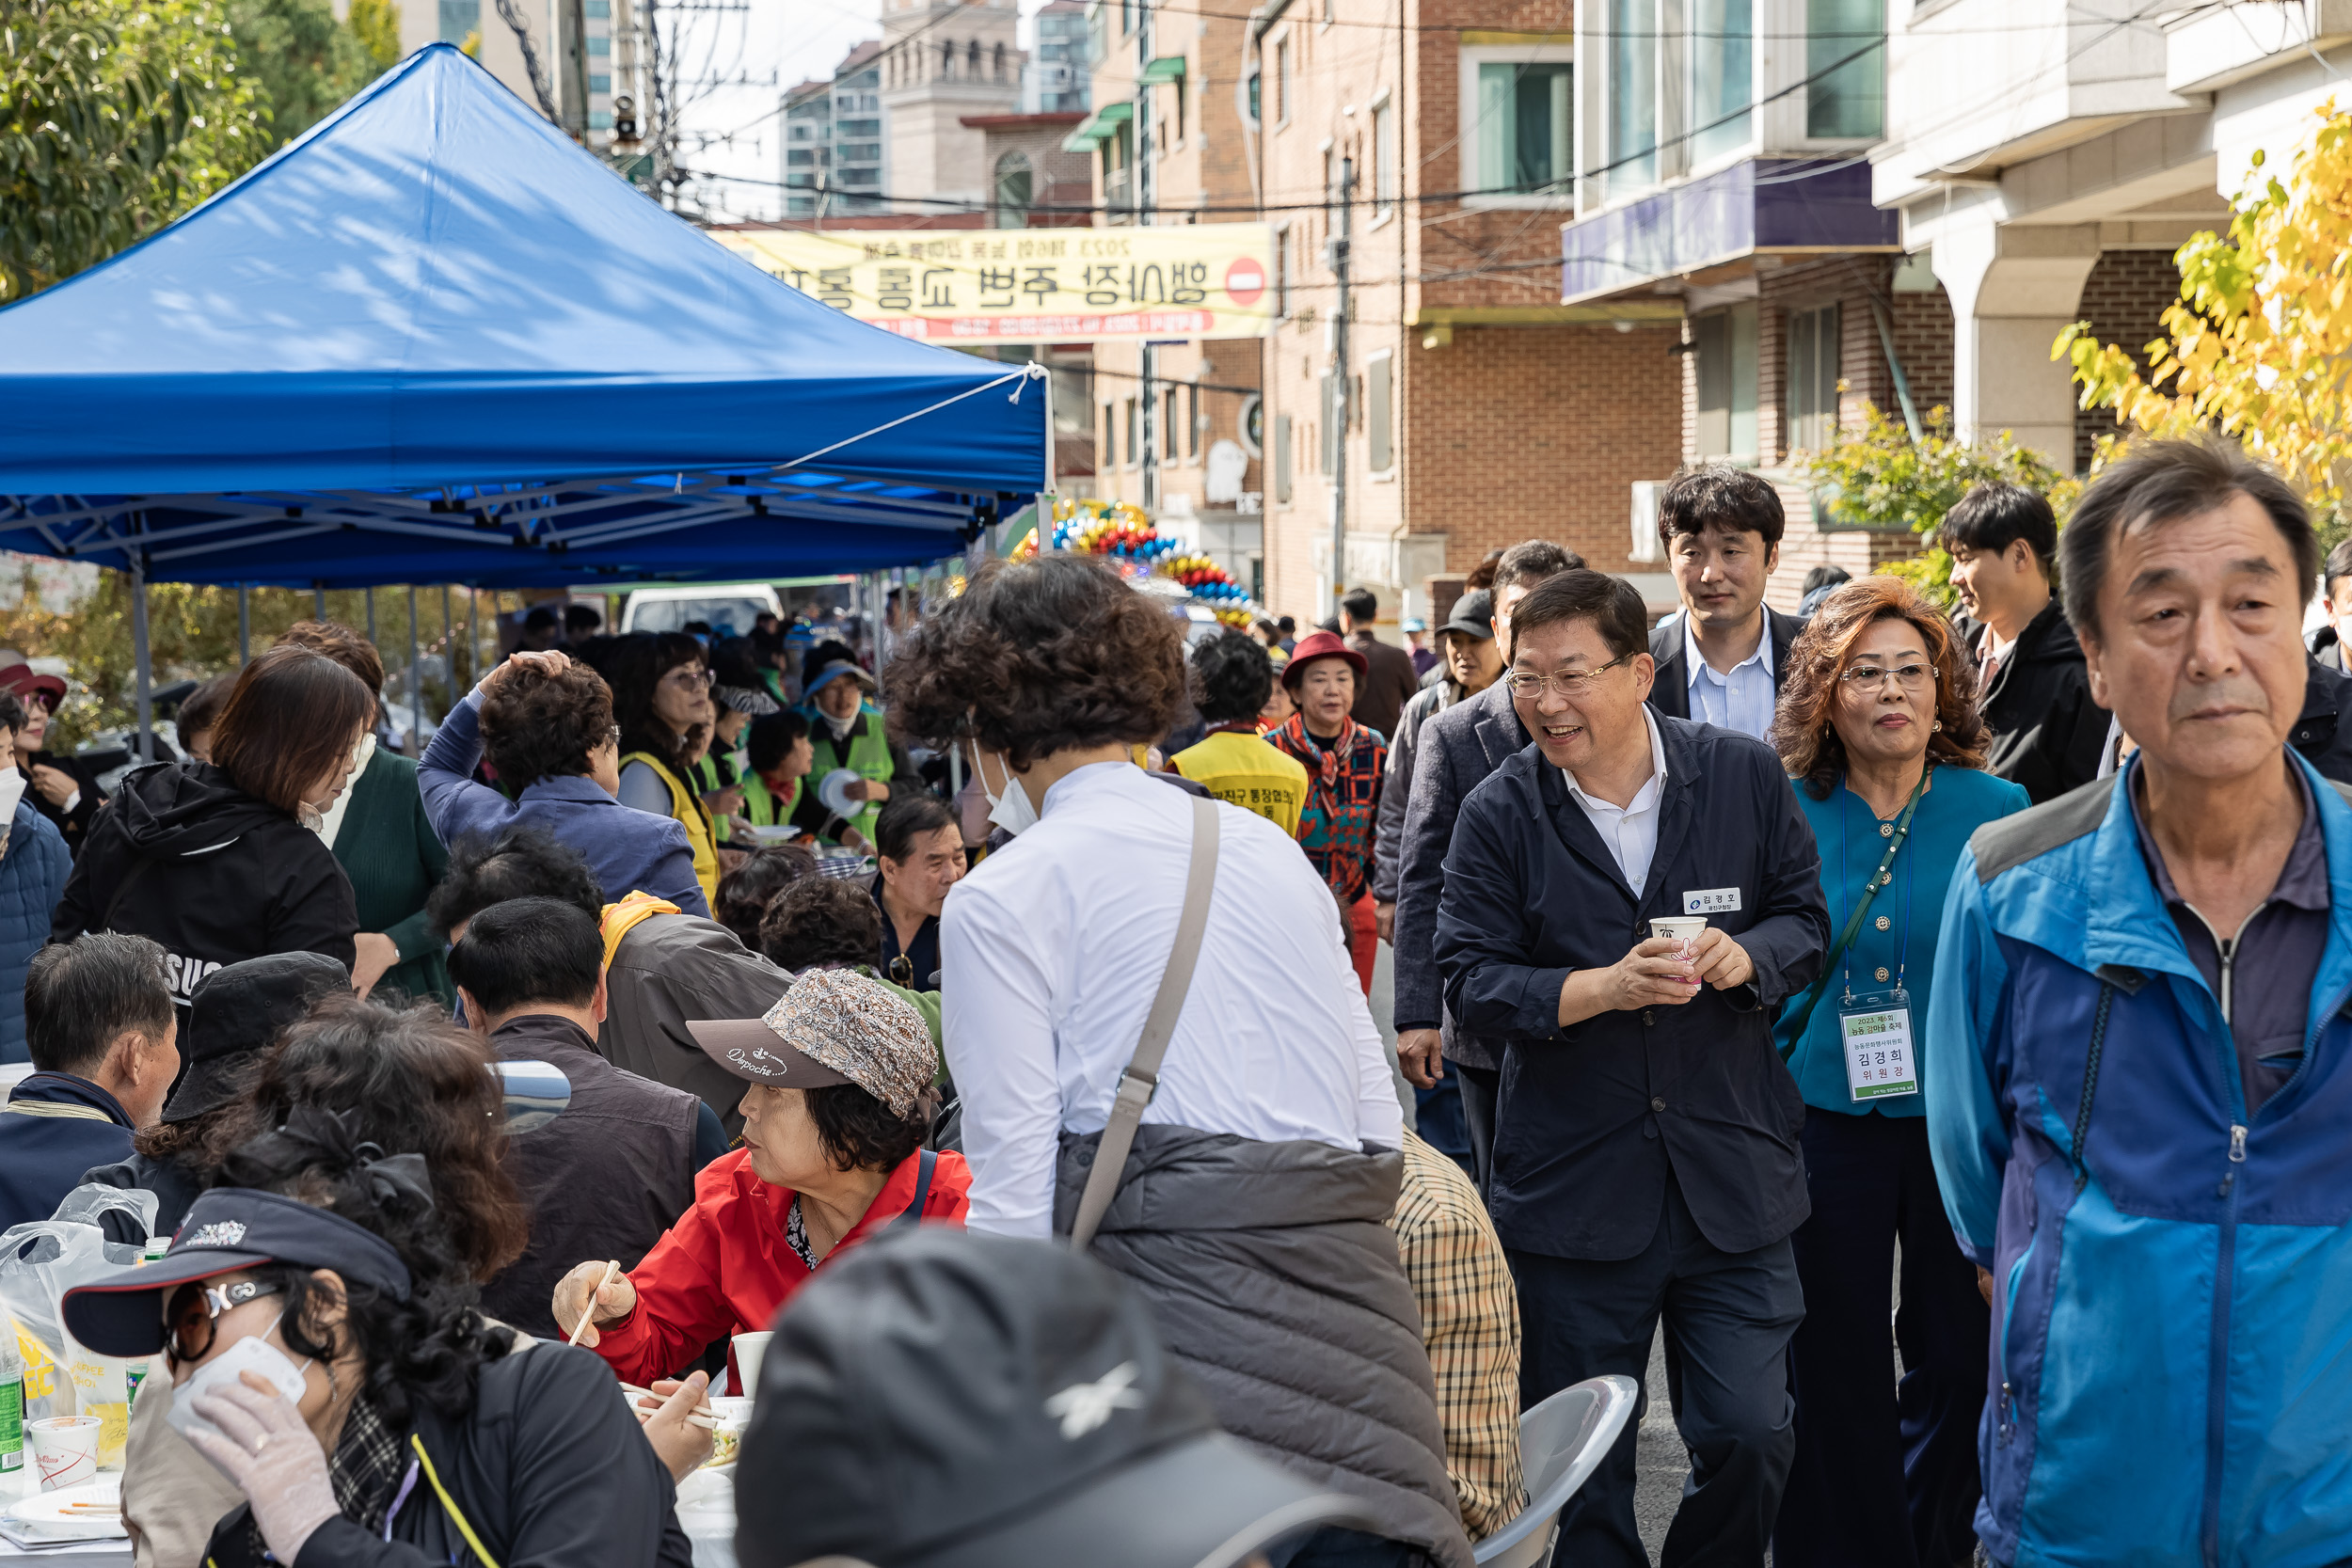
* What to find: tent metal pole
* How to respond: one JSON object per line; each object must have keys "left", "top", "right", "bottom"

{"left": 366, "top": 586, "right": 377, "bottom": 644}
{"left": 407, "top": 585, "right": 422, "bottom": 745}
{"left": 440, "top": 585, "right": 453, "bottom": 709}
{"left": 467, "top": 588, "right": 480, "bottom": 689}
{"left": 129, "top": 562, "right": 153, "bottom": 764}
{"left": 313, "top": 582, "right": 326, "bottom": 618}
{"left": 237, "top": 586, "right": 250, "bottom": 665}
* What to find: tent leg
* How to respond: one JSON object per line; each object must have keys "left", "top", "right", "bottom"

{"left": 237, "top": 585, "right": 250, "bottom": 665}
{"left": 407, "top": 585, "right": 422, "bottom": 749}
{"left": 313, "top": 583, "right": 326, "bottom": 618}
{"left": 467, "top": 588, "right": 480, "bottom": 689}
{"left": 440, "top": 585, "right": 453, "bottom": 709}
{"left": 130, "top": 563, "right": 152, "bottom": 764}
{"left": 366, "top": 587, "right": 377, "bottom": 644}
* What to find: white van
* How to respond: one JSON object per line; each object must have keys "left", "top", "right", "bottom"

{"left": 618, "top": 584, "right": 785, "bottom": 639}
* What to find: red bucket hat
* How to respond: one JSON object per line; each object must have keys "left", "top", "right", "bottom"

{"left": 0, "top": 663, "right": 67, "bottom": 710}
{"left": 1279, "top": 629, "right": 1368, "bottom": 688}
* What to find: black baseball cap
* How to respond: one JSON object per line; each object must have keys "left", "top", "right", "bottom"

{"left": 165, "top": 954, "right": 348, "bottom": 1125}
{"left": 1438, "top": 589, "right": 1497, "bottom": 643}
{"left": 738, "top": 1227, "right": 1371, "bottom": 1568}
{"left": 61, "top": 1189, "right": 413, "bottom": 1357}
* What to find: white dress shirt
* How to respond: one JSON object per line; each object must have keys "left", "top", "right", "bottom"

{"left": 942, "top": 761, "right": 1404, "bottom": 1238}
{"left": 1684, "top": 616, "right": 1777, "bottom": 742}
{"left": 1560, "top": 705, "right": 1670, "bottom": 895}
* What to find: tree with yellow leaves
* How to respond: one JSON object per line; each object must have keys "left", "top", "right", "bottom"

{"left": 2059, "top": 99, "right": 2352, "bottom": 534}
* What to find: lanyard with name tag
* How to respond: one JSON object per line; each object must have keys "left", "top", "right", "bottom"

{"left": 1838, "top": 988, "right": 1918, "bottom": 1100}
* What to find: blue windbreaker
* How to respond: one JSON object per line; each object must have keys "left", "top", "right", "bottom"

{"left": 1927, "top": 757, "right": 2352, "bottom": 1568}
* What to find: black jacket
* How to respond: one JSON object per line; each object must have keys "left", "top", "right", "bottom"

{"left": 1953, "top": 600, "right": 2110, "bottom": 805}
{"left": 83, "top": 1148, "right": 203, "bottom": 1246}
{"left": 50, "top": 761, "right": 358, "bottom": 1013}
{"left": 1643, "top": 608, "right": 1809, "bottom": 721}
{"left": 2293, "top": 654, "right": 2352, "bottom": 784}
{"left": 0, "top": 1074, "right": 132, "bottom": 1233}
{"left": 1435, "top": 716, "right": 1828, "bottom": 1259}
{"left": 16, "top": 752, "right": 106, "bottom": 857}
{"left": 479, "top": 1014, "right": 707, "bottom": 1340}
{"left": 205, "top": 1339, "right": 691, "bottom": 1568}
{"left": 871, "top": 876, "right": 941, "bottom": 990}
{"left": 1392, "top": 682, "right": 1527, "bottom": 1070}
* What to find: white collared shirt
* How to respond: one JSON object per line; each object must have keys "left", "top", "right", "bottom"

{"left": 1684, "top": 616, "right": 1776, "bottom": 742}
{"left": 1560, "top": 705, "right": 1670, "bottom": 895}
{"left": 942, "top": 761, "right": 1404, "bottom": 1239}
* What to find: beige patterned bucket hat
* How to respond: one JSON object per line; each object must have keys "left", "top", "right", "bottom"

{"left": 685, "top": 969, "right": 932, "bottom": 1117}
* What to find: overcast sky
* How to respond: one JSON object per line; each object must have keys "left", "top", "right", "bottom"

{"left": 672, "top": 0, "right": 1053, "bottom": 222}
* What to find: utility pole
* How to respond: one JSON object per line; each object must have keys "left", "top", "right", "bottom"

{"left": 1136, "top": 0, "right": 1157, "bottom": 511}
{"left": 1328, "top": 156, "right": 1353, "bottom": 622}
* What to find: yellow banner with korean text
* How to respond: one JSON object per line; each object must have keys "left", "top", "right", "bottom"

{"left": 712, "top": 224, "right": 1277, "bottom": 342}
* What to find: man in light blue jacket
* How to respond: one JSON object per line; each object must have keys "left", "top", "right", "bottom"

{"left": 1929, "top": 435, "right": 2352, "bottom": 1567}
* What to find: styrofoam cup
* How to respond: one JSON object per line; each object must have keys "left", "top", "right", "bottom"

{"left": 28, "top": 1417, "right": 101, "bottom": 1491}
{"left": 731, "top": 1331, "right": 773, "bottom": 1399}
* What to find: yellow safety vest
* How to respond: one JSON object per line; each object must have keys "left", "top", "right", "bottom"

{"left": 619, "top": 751, "right": 720, "bottom": 911}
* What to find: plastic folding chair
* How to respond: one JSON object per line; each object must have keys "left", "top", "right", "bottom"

{"left": 1470, "top": 1373, "right": 1641, "bottom": 1568}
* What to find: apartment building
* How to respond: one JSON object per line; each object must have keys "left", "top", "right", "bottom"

{"left": 783, "top": 80, "right": 834, "bottom": 218}
{"left": 1077, "top": 0, "right": 1270, "bottom": 595}
{"left": 407, "top": 0, "right": 631, "bottom": 144}
{"left": 1027, "top": 0, "right": 1093, "bottom": 114}
{"left": 1253, "top": 0, "right": 1683, "bottom": 625}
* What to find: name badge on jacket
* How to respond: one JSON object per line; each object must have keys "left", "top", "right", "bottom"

{"left": 1681, "top": 887, "right": 1741, "bottom": 915}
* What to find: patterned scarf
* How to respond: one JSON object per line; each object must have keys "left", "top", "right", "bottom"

{"left": 238, "top": 1392, "right": 408, "bottom": 1562}
{"left": 1267, "top": 713, "right": 1388, "bottom": 904}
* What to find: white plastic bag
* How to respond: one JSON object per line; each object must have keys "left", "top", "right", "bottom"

{"left": 0, "top": 1185, "right": 160, "bottom": 1461}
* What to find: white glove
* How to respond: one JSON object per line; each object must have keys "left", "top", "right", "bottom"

{"left": 183, "top": 1373, "right": 341, "bottom": 1563}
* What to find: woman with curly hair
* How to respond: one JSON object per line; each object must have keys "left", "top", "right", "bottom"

{"left": 886, "top": 557, "right": 1467, "bottom": 1568}
{"left": 72, "top": 998, "right": 696, "bottom": 1568}
{"left": 609, "top": 632, "right": 723, "bottom": 912}
{"left": 1764, "top": 576, "right": 2028, "bottom": 1568}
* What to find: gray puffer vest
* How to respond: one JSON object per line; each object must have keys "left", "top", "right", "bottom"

{"left": 1057, "top": 1123, "right": 1473, "bottom": 1568}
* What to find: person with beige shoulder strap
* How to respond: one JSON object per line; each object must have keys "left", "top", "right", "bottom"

{"left": 892, "top": 556, "right": 1475, "bottom": 1568}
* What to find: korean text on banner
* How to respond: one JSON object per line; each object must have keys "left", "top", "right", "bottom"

{"left": 712, "top": 224, "right": 1278, "bottom": 343}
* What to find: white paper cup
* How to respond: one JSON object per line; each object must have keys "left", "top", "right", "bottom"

{"left": 27, "top": 1418, "right": 101, "bottom": 1492}
{"left": 1649, "top": 916, "right": 1708, "bottom": 944}
{"left": 731, "top": 1331, "right": 773, "bottom": 1398}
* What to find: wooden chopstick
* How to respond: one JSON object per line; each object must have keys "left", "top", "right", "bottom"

{"left": 619, "top": 1381, "right": 717, "bottom": 1427}
{"left": 568, "top": 1260, "right": 620, "bottom": 1348}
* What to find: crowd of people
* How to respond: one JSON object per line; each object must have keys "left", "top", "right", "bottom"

{"left": 0, "top": 428, "right": 2341, "bottom": 1568}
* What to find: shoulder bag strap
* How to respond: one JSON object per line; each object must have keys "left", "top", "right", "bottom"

{"left": 1776, "top": 766, "right": 1931, "bottom": 1057}
{"left": 887, "top": 1147, "right": 938, "bottom": 1231}
{"left": 1068, "top": 794, "right": 1220, "bottom": 1251}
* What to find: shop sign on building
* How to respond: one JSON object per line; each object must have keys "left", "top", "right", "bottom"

{"left": 711, "top": 224, "right": 1275, "bottom": 341}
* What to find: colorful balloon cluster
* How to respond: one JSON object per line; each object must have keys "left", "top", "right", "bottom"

{"left": 1011, "top": 499, "right": 1260, "bottom": 626}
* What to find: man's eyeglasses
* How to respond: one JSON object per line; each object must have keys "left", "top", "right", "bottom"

{"left": 1839, "top": 662, "right": 1938, "bottom": 691}
{"left": 164, "top": 1278, "right": 284, "bottom": 1366}
{"left": 1503, "top": 653, "right": 1635, "bottom": 701}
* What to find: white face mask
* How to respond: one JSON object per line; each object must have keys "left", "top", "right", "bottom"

{"left": 166, "top": 1316, "right": 314, "bottom": 1478}
{"left": 976, "top": 750, "right": 1039, "bottom": 836}
{"left": 0, "top": 767, "right": 24, "bottom": 825}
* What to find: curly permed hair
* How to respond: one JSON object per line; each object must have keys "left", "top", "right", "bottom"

{"left": 479, "top": 660, "right": 614, "bottom": 786}
{"left": 882, "top": 556, "right": 1185, "bottom": 767}
{"left": 1772, "top": 576, "right": 1990, "bottom": 800}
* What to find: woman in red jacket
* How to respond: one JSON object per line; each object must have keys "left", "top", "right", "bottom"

{"left": 553, "top": 968, "right": 967, "bottom": 1388}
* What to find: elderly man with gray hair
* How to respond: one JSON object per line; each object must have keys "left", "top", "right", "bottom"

{"left": 1928, "top": 435, "right": 2352, "bottom": 1566}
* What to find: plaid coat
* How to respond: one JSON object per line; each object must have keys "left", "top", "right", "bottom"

{"left": 1390, "top": 1131, "right": 1526, "bottom": 1540}
{"left": 1267, "top": 713, "right": 1387, "bottom": 904}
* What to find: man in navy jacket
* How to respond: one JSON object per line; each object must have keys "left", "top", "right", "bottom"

{"left": 0, "top": 933, "right": 180, "bottom": 1232}
{"left": 1436, "top": 569, "right": 1827, "bottom": 1568}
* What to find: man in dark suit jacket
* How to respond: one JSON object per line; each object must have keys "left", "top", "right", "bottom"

{"left": 1436, "top": 569, "right": 1827, "bottom": 1568}
{"left": 1391, "top": 542, "right": 1582, "bottom": 1188}
{"left": 1645, "top": 467, "right": 1805, "bottom": 740}
{"left": 1340, "top": 587, "right": 1422, "bottom": 741}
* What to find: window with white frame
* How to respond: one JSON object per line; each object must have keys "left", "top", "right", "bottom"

{"left": 1690, "top": 0, "right": 1754, "bottom": 165}
{"left": 1276, "top": 39, "right": 1292, "bottom": 124}
{"left": 1608, "top": 0, "right": 1656, "bottom": 191}
{"left": 1461, "top": 47, "right": 1574, "bottom": 203}
{"left": 1807, "top": 0, "right": 1884, "bottom": 137}
{"left": 1372, "top": 99, "right": 1396, "bottom": 221}
{"left": 1786, "top": 305, "right": 1841, "bottom": 452}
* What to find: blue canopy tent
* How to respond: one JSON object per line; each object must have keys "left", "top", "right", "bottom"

{"left": 0, "top": 43, "right": 1048, "bottom": 747}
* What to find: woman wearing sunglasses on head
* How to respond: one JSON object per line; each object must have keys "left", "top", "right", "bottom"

{"left": 0, "top": 662, "right": 108, "bottom": 856}
{"left": 64, "top": 1120, "right": 696, "bottom": 1568}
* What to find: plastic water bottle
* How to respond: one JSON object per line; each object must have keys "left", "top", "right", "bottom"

{"left": 0, "top": 1333, "right": 24, "bottom": 1474}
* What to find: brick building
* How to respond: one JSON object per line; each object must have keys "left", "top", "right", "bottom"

{"left": 1251, "top": 0, "right": 1684, "bottom": 627}
{"left": 1078, "top": 0, "right": 1269, "bottom": 594}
